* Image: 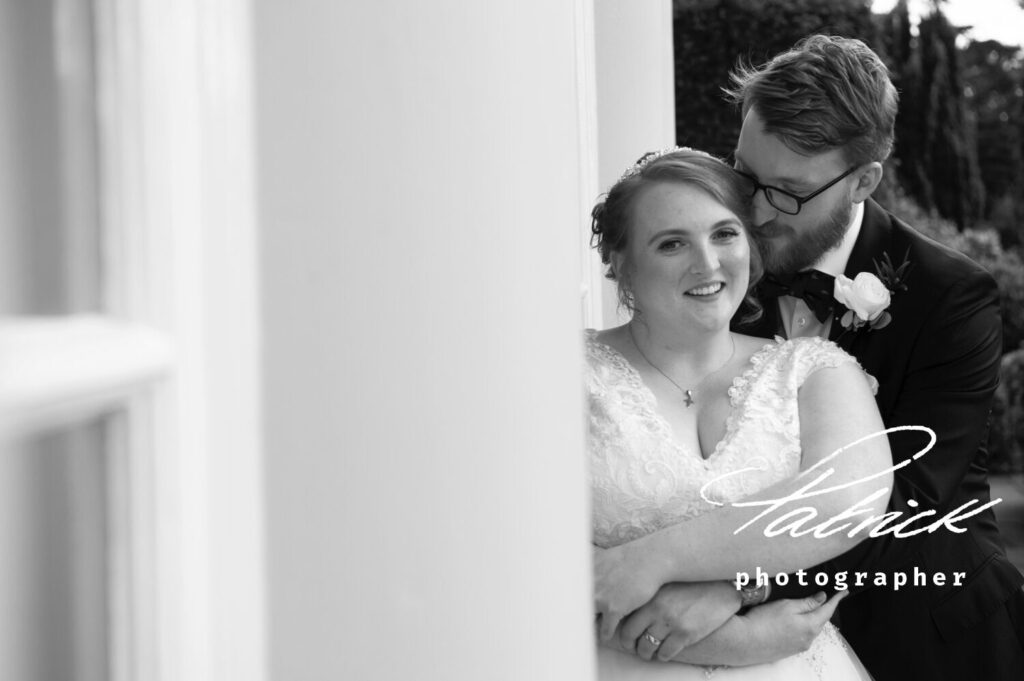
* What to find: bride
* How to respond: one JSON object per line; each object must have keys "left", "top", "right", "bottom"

{"left": 586, "top": 148, "right": 890, "bottom": 679}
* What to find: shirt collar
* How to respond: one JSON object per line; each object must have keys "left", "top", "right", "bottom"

{"left": 811, "top": 200, "right": 864, "bottom": 277}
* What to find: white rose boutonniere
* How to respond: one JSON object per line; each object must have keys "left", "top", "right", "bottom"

{"left": 833, "top": 250, "right": 912, "bottom": 333}
{"left": 834, "top": 272, "right": 892, "bottom": 330}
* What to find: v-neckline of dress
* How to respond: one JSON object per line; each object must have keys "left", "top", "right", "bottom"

{"left": 586, "top": 331, "right": 781, "bottom": 462}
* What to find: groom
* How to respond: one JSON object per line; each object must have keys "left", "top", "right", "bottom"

{"left": 627, "top": 35, "right": 1024, "bottom": 679}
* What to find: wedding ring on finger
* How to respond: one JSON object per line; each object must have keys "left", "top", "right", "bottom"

{"left": 642, "top": 631, "right": 662, "bottom": 647}
{"left": 636, "top": 629, "right": 668, "bottom": 662}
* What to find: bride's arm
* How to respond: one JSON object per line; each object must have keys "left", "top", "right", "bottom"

{"left": 600, "top": 590, "right": 847, "bottom": 666}
{"left": 596, "top": 362, "right": 892, "bottom": 638}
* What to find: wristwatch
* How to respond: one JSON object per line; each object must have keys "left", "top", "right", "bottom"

{"left": 734, "top": 579, "right": 770, "bottom": 608}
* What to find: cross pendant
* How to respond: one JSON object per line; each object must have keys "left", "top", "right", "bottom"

{"left": 684, "top": 389, "right": 694, "bottom": 407}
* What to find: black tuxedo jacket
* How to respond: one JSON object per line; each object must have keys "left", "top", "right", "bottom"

{"left": 735, "top": 199, "right": 1024, "bottom": 680}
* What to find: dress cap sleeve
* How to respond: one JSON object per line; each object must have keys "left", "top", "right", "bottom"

{"left": 789, "top": 336, "right": 879, "bottom": 395}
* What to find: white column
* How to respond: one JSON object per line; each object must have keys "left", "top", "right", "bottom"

{"left": 593, "top": 0, "right": 676, "bottom": 328}
{"left": 253, "top": 2, "right": 595, "bottom": 680}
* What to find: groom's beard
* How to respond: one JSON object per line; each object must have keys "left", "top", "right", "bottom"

{"left": 760, "top": 200, "right": 853, "bottom": 274}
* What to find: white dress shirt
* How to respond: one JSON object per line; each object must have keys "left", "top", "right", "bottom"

{"left": 778, "top": 201, "right": 865, "bottom": 339}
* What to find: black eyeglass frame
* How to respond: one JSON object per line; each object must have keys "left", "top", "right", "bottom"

{"left": 732, "top": 164, "right": 861, "bottom": 216}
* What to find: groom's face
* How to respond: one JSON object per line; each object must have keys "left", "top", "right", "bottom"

{"left": 734, "top": 108, "right": 856, "bottom": 274}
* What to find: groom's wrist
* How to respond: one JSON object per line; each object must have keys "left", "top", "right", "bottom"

{"left": 733, "top": 578, "right": 770, "bottom": 608}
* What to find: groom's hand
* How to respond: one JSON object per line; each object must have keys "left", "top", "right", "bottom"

{"left": 739, "top": 589, "right": 849, "bottom": 660}
{"left": 618, "top": 581, "right": 741, "bottom": 662}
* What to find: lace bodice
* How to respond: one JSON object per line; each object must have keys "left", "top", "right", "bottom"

{"left": 587, "top": 331, "right": 877, "bottom": 549}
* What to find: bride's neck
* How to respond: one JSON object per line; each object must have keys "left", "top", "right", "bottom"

{"left": 628, "top": 319, "right": 733, "bottom": 376}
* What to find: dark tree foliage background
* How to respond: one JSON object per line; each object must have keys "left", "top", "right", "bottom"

{"left": 672, "top": 0, "right": 1024, "bottom": 470}
{"left": 962, "top": 39, "right": 1024, "bottom": 246}
{"left": 672, "top": 0, "right": 877, "bottom": 159}
{"left": 895, "top": 10, "right": 985, "bottom": 228}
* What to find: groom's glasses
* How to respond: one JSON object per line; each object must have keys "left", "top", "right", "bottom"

{"left": 731, "top": 164, "right": 860, "bottom": 216}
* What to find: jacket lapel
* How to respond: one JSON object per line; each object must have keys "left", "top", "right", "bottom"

{"left": 830, "top": 199, "right": 892, "bottom": 353}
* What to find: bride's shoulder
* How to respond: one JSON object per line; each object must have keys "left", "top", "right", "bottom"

{"left": 583, "top": 326, "right": 629, "bottom": 370}
{"left": 762, "top": 336, "right": 877, "bottom": 393}
{"left": 582, "top": 327, "right": 640, "bottom": 396}
{"left": 781, "top": 336, "right": 852, "bottom": 362}
{"left": 729, "top": 333, "right": 791, "bottom": 372}
{"left": 738, "top": 334, "right": 848, "bottom": 360}
{"left": 731, "top": 333, "right": 778, "bottom": 359}
{"left": 584, "top": 326, "right": 629, "bottom": 355}
{"left": 733, "top": 334, "right": 863, "bottom": 375}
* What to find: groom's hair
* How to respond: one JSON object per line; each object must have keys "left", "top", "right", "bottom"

{"left": 725, "top": 35, "right": 898, "bottom": 166}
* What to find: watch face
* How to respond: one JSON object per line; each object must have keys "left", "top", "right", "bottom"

{"left": 739, "top": 583, "right": 766, "bottom": 607}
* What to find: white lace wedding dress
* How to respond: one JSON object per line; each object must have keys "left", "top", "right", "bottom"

{"left": 586, "top": 331, "right": 874, "bottom": 681}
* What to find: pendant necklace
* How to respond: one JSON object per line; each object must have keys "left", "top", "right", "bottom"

{"left": 627, "top": 322, "right": 736, "bottom": 408}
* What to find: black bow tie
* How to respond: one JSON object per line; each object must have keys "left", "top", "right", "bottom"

{"left": 759, "top": 270, "right": 837, "bottom": 323}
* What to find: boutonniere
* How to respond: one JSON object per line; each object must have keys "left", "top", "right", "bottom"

{"left": 834, "top": 250, "right": 912, "bottom": 332}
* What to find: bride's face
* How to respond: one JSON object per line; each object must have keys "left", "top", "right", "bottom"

{"left": 618, "top": 181, "right": 751, "bottom": 333}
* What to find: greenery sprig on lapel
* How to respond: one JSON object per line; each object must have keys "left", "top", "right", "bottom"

{"left": 835, "top": 249, "right": 912, "bottom": 334}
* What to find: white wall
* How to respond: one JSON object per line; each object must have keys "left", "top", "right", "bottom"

{"left": 253, "top": 2, "right": 594, "bottom": 680}
{"left": 0, "top": 0, "right": 54, "bottom": 314}
{"left": 0, "top": 1, "right": 107, "bottom": 678}
{"left": 593, "top": 0, "right": 676, "bottom": 328}
{"left": 0, "top": 423, "right": 107, "bottom": 681}
{"left": 0, "top": 0, "right": 55, "bottom": 314}
{"left": 0, "top": 0, "right": 99, "bottom": 316}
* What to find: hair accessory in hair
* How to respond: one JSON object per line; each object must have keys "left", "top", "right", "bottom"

{"left": 618, "top": 146, "right": 716, "bottom": 182}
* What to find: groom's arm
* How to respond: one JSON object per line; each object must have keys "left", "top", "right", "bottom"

{"left": 770, "top": 267, "right": 1003, "bottom": 599}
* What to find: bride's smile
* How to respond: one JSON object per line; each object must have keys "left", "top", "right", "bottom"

{"left": 684, "top": 281, "right": 725, "bottom": 297}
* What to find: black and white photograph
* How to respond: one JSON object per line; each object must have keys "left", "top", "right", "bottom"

{"left": 1, "top": 1, "right": 1023, "bottom": 680}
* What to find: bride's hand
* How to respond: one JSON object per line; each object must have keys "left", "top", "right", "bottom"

{"left": 616, "top": 581, "right": 742, "bottom": 661}
{"left": 593, "top": 542, "right": 666, "bottom": 641}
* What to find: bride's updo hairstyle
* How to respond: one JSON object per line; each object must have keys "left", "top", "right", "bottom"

{"left": 590, "top": 147, "right": 763, "bottom": 323}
